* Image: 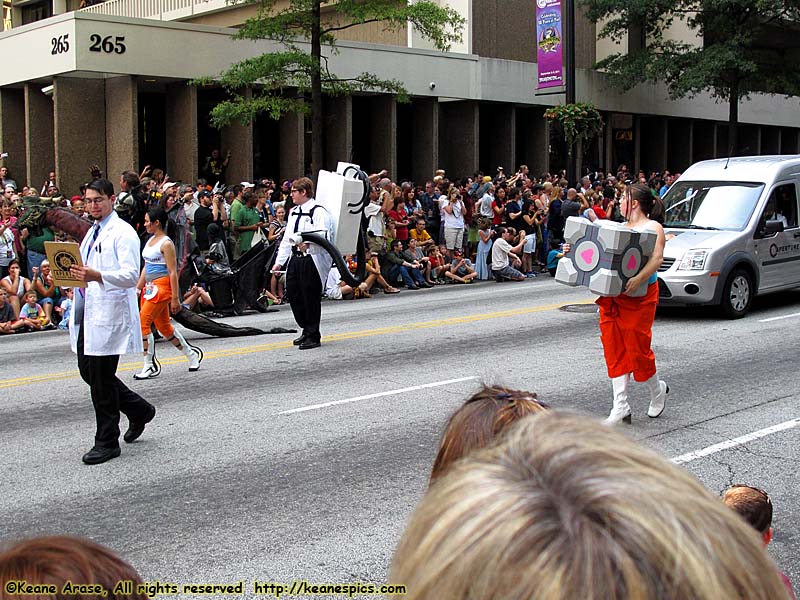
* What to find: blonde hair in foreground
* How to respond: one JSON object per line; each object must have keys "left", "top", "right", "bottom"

{"left": 390, "top": 412, "right": 789, "bottom": 600}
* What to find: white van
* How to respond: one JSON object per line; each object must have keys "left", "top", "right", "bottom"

{"left": 658, "top": 155, "right": 800, "bottom": 318}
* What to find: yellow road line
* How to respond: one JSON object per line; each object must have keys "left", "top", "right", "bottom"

{"left": 0, "top": 299, "right": 593, "bottom": 390}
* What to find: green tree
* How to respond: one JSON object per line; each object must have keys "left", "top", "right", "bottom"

{"left": 579, "top": 0, "right": 800, "bottom": 154}
{"left": 196, "top": 0, "right": 465, "bottom": 176}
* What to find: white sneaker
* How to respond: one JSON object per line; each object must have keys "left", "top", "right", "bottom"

{"left": 133, "top": 362, "right": 161, "bottom": 380}
{"left": 187, "top": 346, "right": 203, "bottom": 372}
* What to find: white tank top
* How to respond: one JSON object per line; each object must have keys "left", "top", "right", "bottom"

{"left": 143, "top": 236, "right": 169, "bottom": 280}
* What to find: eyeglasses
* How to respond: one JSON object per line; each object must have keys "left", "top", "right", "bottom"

{"left": 84, "top": 196, "right": 108, "bottom": 204}
{"left": 291, "top": 188, "right": 302, "bottom": 193}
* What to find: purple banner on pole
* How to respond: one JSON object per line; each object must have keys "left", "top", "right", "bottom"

{"left": 536, "top": 0, "right": 563, "bottom": 89}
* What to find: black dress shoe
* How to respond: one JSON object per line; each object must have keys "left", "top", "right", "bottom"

{"left": 419, "top": 282, "right": 433, "bottom": 288}
{"left": 293, "top": 334, "right": 307, "bottom": 346}
{"left": 82, "top": 446, "right": 121, "bottom": 465}
{"left": 124, "top": 404, "right": 156, "bottom": 444}
{"left": 406, "top": 285, "right": 419, "bottom": 290}
{"left": 298, "top": 339, "right": 321, "bottom": 350}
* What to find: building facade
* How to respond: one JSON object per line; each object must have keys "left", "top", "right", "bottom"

{"left": 0, "top": 0, "right": 798, "bottom": 196}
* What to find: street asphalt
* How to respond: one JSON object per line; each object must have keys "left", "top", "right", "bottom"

{"left": 1, "top": 275, "right": 798, "bottom": 596}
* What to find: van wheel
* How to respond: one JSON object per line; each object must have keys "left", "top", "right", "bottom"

{"left": 720, "top": 268, "right": 753, "bottom": 319}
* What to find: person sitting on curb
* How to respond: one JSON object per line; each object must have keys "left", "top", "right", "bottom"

{"left": 363, "top": 250, "right": 400, "bottom": 294}
{"left": 385, "top": 239, "right": 431, "bottom": 290}
{"left": 447, "top": 248, "right": 478, "bottom": 283}
{"left": 402, "top": 238, "right": 434, "bottom": 285}
{"left": 490, "top": 226, "right": 526, "bottom": 282}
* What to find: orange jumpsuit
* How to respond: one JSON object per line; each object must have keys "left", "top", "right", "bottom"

{"left": 139, "top": 276, "right": 175, "bottom": 338}
{"left": 596, "top": 281, "right": 658, "bottom": 382}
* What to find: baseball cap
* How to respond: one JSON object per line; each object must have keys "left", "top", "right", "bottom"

{"left": 197, "top": 190, "right": 211, "bottom": 199}
{"left": 240, "top": 181, "right": 255, "bottom": 189}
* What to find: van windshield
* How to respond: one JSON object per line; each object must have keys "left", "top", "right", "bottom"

{"left": 662, "top": 181, "right": 764, "bottom": 231}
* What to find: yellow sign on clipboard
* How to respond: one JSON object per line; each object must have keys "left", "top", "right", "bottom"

{"left": 44, "top": 241, "right": 87, "bottom": 288}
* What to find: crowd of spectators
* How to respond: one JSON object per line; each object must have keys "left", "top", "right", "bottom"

{"left": 0, "top": 159, "right": 683, "bottom": 331}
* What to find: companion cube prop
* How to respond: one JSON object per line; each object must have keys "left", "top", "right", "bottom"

{"left": 555, "top": 217, "right": 657, "bottom": 297}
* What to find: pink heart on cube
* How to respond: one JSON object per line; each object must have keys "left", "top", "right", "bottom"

{"left": 626, "top": 255, "right": 638, "bottom": 271}
{"left": 580, "top": 249, "right": 594, "bottom": 264}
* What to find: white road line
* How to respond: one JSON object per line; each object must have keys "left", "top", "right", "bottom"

{"left": 759, "top": 312, "right": 800, "bottom": 323}
{"left": 671, "top": 418, "right": 800, "bottom": 465}
{"left": 277, "top": 376, "right": 479, "bottom": 415}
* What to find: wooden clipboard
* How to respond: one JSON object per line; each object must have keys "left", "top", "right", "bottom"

{"left": 44, "top": 241, "right": 87, "bottom": 288}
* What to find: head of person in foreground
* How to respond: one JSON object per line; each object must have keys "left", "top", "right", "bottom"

{"left": 429, "top": 384, "right": 548, "bottom": 483}
{"left": 0, "top": 535, "right": 149, "bottom": 600}
{"left": 391, "top": 411, "right": 790, "bottom": 600}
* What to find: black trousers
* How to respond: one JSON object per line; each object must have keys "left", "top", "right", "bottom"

{"left": 77, "top": 327, "right": 153, "bottom": 449}
{"left": 286, "top": 253, "right": 322, "bottom": 342}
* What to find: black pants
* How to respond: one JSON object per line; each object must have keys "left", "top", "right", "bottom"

{"left": 286, "top": 253, "right": 322, "bottom": 343}
{"left": 77, "top": 327, "right": 153, "bottom": 449}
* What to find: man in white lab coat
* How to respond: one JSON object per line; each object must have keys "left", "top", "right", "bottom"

{"left": 69, "top": 179, "right": 156, "bottom": 465}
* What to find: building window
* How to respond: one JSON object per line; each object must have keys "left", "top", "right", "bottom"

{"left": 21, "top": 0, "right": 52, "bottom": 25}
{"left": 2, "top": 0, "right": 11, "bottom": 30}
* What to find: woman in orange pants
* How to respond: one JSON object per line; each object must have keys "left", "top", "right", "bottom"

{"left": 134, "top": 207, "right": 202, "bottom": 380}
{"left": 565, "top": 183, "right": 668, "bottom": 424}
{"left": 597, "top": 183, "right": 668, "bottom": 424}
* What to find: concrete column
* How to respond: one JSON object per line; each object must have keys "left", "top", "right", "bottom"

{"left": 325, "top": 95, "right": 353, "bottom": 171}
{"left": 439, "top": 101, "right": 479, "bottom": 178}
{"left": 370, "top": 96, "right": 396, "bottom": 178}
{"left": 279, "top": 110, "right": 305, "bottom": 181}
{"left": 0, "top": 88, "right": 27, "bottom": 183}
{"left": 221, "top": 88, "right": 253, "bottom": 184}
{"left": 165, "top": 83, "right": 198, "bottom": 184}
{"left": 411, "top": 98, "right": 438, "bottom": 183}
{"left": 53, "top": 0, "right": 68, "bottom": 14}
{"left": 633, "top": 115, "right": 641, "bottom": 174}
{"left": 105, "top": 76, "right": 138, "bottom": 184}
{"left": 24, "top": 83, "right": 55, "bottom": 193}
{"left": 54, "top": 77, "right": 106, "bottom": 198}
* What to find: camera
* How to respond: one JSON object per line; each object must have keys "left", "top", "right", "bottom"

{"left": 428, "top": 82, "right": 436, "bottom": 90}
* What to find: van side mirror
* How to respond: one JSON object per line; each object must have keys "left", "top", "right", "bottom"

{"left": 761, "top": 219, "right": 785, "bottom": 237}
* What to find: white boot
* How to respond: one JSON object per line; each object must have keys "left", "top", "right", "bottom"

{"left": 173, "top": 328, "right": 203, "bottom": 372}
{"left": 133, "top": 333, "right": 161, "bottom": 380}
{"left": 605, "top": 374, "right": 632, "bottom": 425}
{"left": 645, "top": 373, "right": 669, "bottom": 418}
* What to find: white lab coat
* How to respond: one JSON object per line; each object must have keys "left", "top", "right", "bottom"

{"left": 69, "top": 212, "right": 144, "bottom": 356}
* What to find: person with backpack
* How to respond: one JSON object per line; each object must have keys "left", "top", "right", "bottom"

{"left": 272, "top": 177, "right": 334, "bottom": 350}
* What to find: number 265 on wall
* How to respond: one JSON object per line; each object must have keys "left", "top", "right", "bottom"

{"left": 89, "top": 34, "right": 126, "bottom": 53}
{"left": 50, "top": 34, "right": 127, "bottom": 55}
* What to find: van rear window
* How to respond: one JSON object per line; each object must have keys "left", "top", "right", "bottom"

{"left": 662, "top": 181, "right": 764, "bottom": 231}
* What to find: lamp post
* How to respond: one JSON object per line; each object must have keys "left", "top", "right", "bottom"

{"left": 564, "top": 0, "right": 576, "bottom": 185}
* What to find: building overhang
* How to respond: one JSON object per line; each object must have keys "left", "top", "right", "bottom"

{"left": 1, "top": 11, "right": 798, "bottom": 128}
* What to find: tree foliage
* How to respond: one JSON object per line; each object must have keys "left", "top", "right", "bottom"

{"left": 579, "top": 0, "right": 800, "bottom": 151}
{"left": 544, "top": 102, "right": 604, "bottom": 149}
{"left": 195, "top": 0, "right": 465, "bottom": 174}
